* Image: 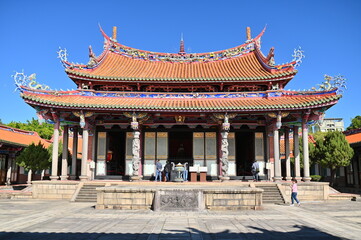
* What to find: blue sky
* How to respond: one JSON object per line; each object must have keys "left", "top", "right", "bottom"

{"left": 0, "top": 0, "right": 360, "bottom": 127}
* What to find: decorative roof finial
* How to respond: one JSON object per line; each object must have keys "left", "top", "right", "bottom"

{"left": 179, "top": 33, "right": 185, "bottom": 55}
{"left": 246, "top": 27, "right": 251, "bottom": 41}
{"left": 112, "top": 26, "right": 117, "bottom": 41}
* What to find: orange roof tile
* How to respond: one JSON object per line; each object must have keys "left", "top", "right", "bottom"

{"left": 346, "top": 132, "right": 361, "bottom": 144}
{"left": 0, "top": 125, "right": 51, "bottom": 148}
{"left": 64, "top": 28, "right": 297, "bottom": 83}
{"left": 21, "top": 88, "right": 341, "bottom": 113}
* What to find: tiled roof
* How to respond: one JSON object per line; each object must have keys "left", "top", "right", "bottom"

{"left": 21, "top": 88, "right": 341, "bottom": 112}
{"left": 345, "top": 132, "right": 361, "bottom": 144}
{"left": 66, "top": 51, "right": 297, "bottom": 83}
{"left": 0, "top": 125, "right": 51, "bottom": 148}
{"left": 64, "top": 28, "right": 297, "bottom": 83}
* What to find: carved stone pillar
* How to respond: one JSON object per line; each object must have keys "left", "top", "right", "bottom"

{"left": 50, "top": 120, "right": 60, "bottom": 181}
{"left": 293, "top": 126, "right": 302, "bottom": 181}
{"left": 60, "top": 125, "right": 69, "bottom": 180}
{"left": 79, "top": 126, "right": 89, "bottom": 181}
{"left": 302, "top": 119, "right": 311, "bottom": 182}
{"left": 27, "top": 169, "right": 32, "bottom": 185}
{"left": 285, "top": 128, "right": 292, "bottom": 181}
{"left": 71, "top": 127, "right": 78, "bottom": 180}
{"left": 130, "top": 119, "right": 142, "bottom": 181}
{"left": 219, "top": 131, "right": 230, "bottom": 181}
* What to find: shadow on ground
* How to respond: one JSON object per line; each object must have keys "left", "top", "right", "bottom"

{"left": 0, "top": 225, "right": 348, "bottom": 240}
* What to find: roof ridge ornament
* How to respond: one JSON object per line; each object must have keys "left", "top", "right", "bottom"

{"left": 13, "top": 71, "right": 50, "bottom": 92}
{"left": 292, "top": 46, "right": 305, "bottom": 68}
{"left": 311, "top": 74, "right": 347, "bottom": 94}
{"left": 57, "top": 47, "right": 68, "bottom": 67}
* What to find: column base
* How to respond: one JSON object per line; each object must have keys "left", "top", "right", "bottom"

{"left": 285, "top": 177, "right": 293, "bottom": 181}
{"left": 294, "top": 176, "right": 302, "bottom": 182}
{"left": 69, "top": 175, "right": 77, "bottom": 180}
{"left": 79, "top": 176, "right": 88, "bottom": 181}
{"left": 60, "top": 175, "right": 69, "bottom": 181}
{"left": 273, "top": 176, "right": 283, "bottom": 182}
{"left": 50, "top": 176, "right": 59, "bottom": 181}
{"left": 130, "top": 175, "right": 143, "bottom": 181}
{"left": 219, "top": 176, "right": 230, "bottom": 182}
{"left": 302, "top": 176, "right": 312, "bottom": 182}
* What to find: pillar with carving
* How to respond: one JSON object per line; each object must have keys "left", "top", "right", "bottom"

{"left": 219, "top": 115, "right": 230, "bottom": 181}
{"left": 60, "top": 125, "right": 69, "bottom": 180}
{"left": 131, "top": 118, "right": 142, "bottom": 181}
{"left": 50, "top": 119, "right": 60, "bottom": 181}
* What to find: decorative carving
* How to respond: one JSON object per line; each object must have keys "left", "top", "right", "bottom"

{"left": 311, "top": 74, "right": 346, "bottom": 94}
{"left": 160, "top": 193, "right": 198, "bottom": 209}
{"left": 175, "top": 115, "right": 186, "bottom": 123}
{"left": 292, "top": 46, "right": 305, "bottom": 68}
{"left": 132, "top": 131, "right": 140, "bottom": 176}
{"left": 220, "top": 131, "right": 229, "bottom": 177}
{"left": 13, "top": 71, "right": 50, "bottom": 91}
{"left": 72, "top": 111, "right": 94, "bottom": 128}
{"left": 57, "top": 47, "right": 68, "bottom": 67}
{"left": 87, "top": 45, "right": 98, "bottom": 68}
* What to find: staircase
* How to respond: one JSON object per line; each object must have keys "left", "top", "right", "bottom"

{"left": 74, "top": 184, "right": 105, "bottom": 202}
{"left": 257, "top": 184, "right": 285, "bottom": 204}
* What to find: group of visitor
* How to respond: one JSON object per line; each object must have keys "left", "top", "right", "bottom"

{"left": 155, "top": 160, "right": 188, "bottom": 182}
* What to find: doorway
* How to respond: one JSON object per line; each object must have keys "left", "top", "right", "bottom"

{"left": 106, "top": 132, "right": 126, "bottom": 175}
{"left": 168, "top": 131, "right": 193, "bottom": 165}
{"left": 235, "top": 132, "right": 255, "bottom": 176}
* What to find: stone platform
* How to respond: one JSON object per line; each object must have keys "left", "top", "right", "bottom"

{"left": 95, "top": 184, "right": 263, "bottom": 211}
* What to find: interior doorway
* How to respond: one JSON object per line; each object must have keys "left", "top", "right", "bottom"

{"left": 106, "top": 132, "right": 126, "bottom": 175}
{"left": 168, "top": 131, "right": 193, "bottom": 165}
{"left": 235, "top": 132, "right": 255, "bottom": 176}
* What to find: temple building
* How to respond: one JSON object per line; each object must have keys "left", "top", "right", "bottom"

{"left": 15, "top": 26, "right": 344, "bottom": 182}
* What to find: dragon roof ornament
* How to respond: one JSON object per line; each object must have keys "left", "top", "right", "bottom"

{"left": 13, "top": 71, "right": 50, "bottom": 93}
{"left": 292, "top": 46, "right": 305, "bottom": 68}
{"left": 311, "top": 74, "right": 346, "bottom": 94}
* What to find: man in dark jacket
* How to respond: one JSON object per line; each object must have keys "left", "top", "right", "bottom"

{"left": 164, "top": 161, "right": 172, "bottom": 182}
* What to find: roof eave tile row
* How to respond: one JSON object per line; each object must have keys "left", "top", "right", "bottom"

{"left": 21, "top": 91, "right": 341, "bottom": 113}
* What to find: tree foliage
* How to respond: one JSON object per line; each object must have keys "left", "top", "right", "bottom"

{"left": 347, "top": 115, "right": 361, "bottom": 130}
{"left": 16, "top": 142, "right": 51, "bottom": 172}
{"left": 7, "top": 118, "right": 54, "bottom": 140}
{"left": 312, "top": 131, "right": 353, "bottom": 185}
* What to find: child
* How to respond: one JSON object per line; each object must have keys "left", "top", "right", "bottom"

{"left": 290, "top": 179, "right": 301, "bottom": 206}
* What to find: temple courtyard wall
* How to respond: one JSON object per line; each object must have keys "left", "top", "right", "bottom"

{"left": 29, "top": 181, "right": 336, "bottom": 211}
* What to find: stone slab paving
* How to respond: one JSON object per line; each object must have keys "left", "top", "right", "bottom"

{"left": 0, "top": 199, "right": 360, "bottom": 240}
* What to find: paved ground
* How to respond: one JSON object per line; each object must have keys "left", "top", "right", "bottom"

{"left": 0, "top": 199, "right": 360, "bottom": 240}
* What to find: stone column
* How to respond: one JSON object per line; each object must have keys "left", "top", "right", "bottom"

{"left": 71, "top": 127, "right": 78, "bottom": 180}
{"left": 285, "top": 128, "right": 292, "bottom": 181}
{"left": 131, "top": 130, "right": 142, "bottom": 181}
{"left": 79, "top": 126, "right": 89, "bottom": 181}
{"left": 220, "top": 131, "right": 230, "bottom": 181}
{"left": 60, "top": 125, "right": 69, "bottom": 180}
{"left": 273, "top": 127, "right": 282, "bottom": 181}
{"left": 27, "top": 169, "right": 32, "bottom": 185}
{"left": 6, "top": 158, "right": 12, "bottom": 185}
{"left": 50, "top": 120, "right": 60, "bottom": 181}
{"left": 302, "top": 120, "right": 311, "bottom": 182}
{"left": 130, "top": 117, "right": 142, "bottom": 181}
{"left": 293, "top": 126, "right": 302, "bottom": 181}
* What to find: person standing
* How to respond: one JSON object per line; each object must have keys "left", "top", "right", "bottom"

{"left": 290, "top": 179, "right": 301, "bottom": 206}
{"left": 164, "top": 161, "right": 172, "bottom": 182}
{"left": 183, "top": 162, "right": 188, "bottom": 181}
{"left": 251, "top": 160, "right": 260, "bottom": 181}
{"left": 155, "top": 160, "right": 162, "bottom": 182}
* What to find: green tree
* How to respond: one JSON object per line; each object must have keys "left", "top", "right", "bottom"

{"left": 347, "top": 115, "right": 361, "bottom": 130}
{"left": 7, "top": 118, "right": 54, "bottom": 140}
{"left": 312, "top": 131, "right": 353, "bottom": 186}
{"left": 0, "top": 118, "right": 3, "bottom": 124}
{"left": 16, "top": 142, "right": 51, "bottom": 182}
